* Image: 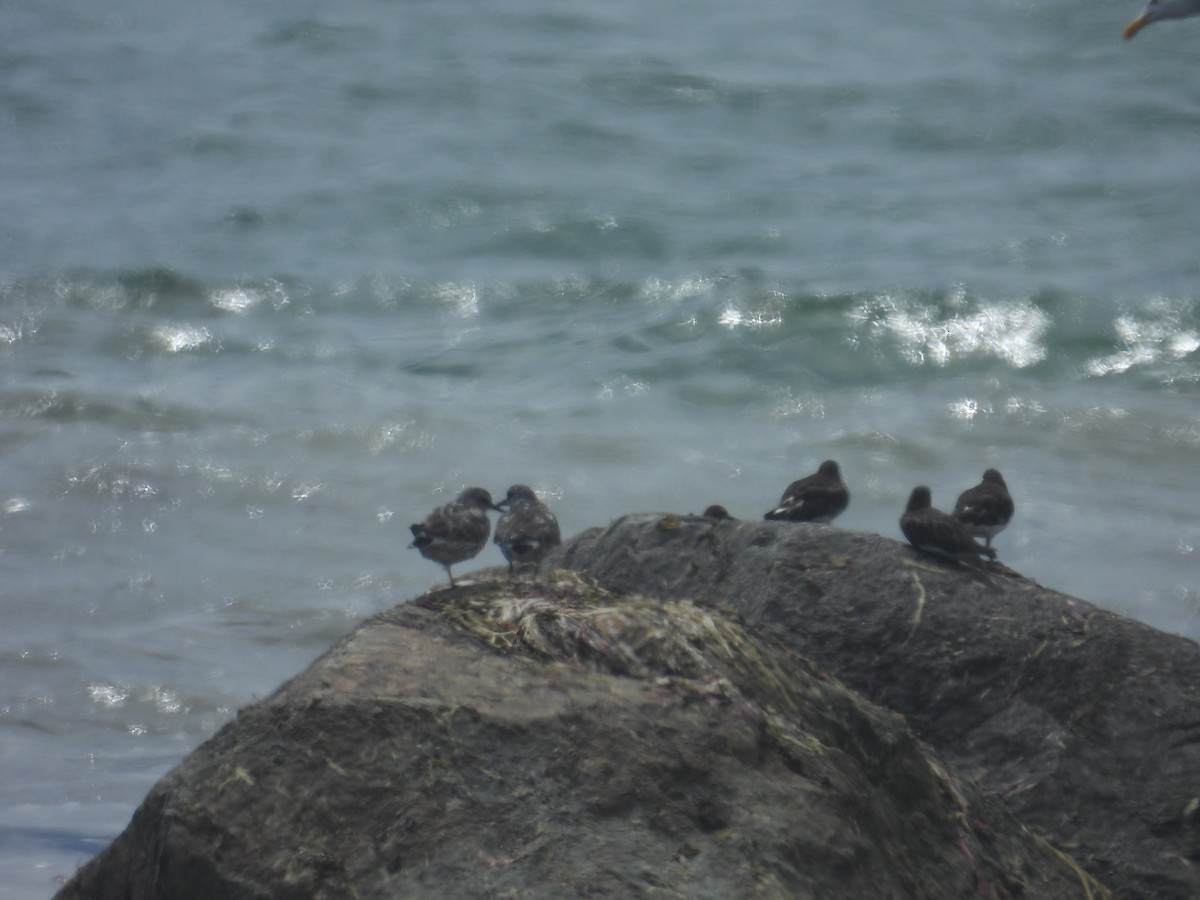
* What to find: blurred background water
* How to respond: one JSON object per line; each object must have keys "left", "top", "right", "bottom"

{"left": 3, "top": 0, "right": 1199, "bottom": 895}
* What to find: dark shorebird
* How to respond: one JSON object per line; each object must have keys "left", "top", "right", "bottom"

{"left": 952, "top": 468, "right": 1014, "bottom": 548}
{"left": 494, "top": 484, "right": 562, "bottom": 577}
{"left": 900, "top": 485, "right": 996, "bottom": 563}
{"left": 702, "top": 504, "right": 736, "bottom": 521}
{"left": 764, "top": 459, "right": 850, "bottom": 524}
{"left": 409, "top": 487, "right": 500, "bottom": 586}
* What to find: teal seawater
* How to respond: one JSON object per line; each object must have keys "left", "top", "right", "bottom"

{"left": 3, "top": 0, "right": 1200, "bottom": 896}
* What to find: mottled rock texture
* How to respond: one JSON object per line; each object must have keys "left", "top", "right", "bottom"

{"left": 60, "top": 513, "right": 1200, "bottom": 899}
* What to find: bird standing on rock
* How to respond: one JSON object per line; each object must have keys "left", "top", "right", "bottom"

{"left": 409, "top": 487, "right": 500, "bottom": 586}
{"left": 764, "top": 460, "right": 850, "bottom": 524}
{"left": 494, "top": 484, "right": 562, "bottom": 577}
{"left": 953, "top": 469, "right": 1014, "bottom": 548}
{"left": 901, "top": 486, "right": 997, "bottom": 564}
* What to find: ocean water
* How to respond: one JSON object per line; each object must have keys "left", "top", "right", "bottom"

{"left": 4, "top": 0, "right": 1200, "bottom": 895}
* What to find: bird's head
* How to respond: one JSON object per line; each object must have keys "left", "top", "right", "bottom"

{"left": 1125, "top": 0, "right": 1198, "bottom": 39}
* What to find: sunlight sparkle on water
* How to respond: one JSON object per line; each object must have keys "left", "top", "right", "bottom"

{"left": 950, "top": 398, "right": 984, "bottom": 421}
{"left": 87, "top": 684, "right": 129, "bottom": 708}
{"left": 210, "top": 288, "right": 260, "bottom": 314}
{"left": 852, "top": 295, "right": 1049, "bottom": 368}
{"left": 718, "top": 306, "right": 783, "bottom": 329}
{"left": 1086, "top": 303, "right": 1200, "bottom": 377}
{"left": 143, "top": 686, "right": 182, "bottom": 715}
{"left": 152, "top": 324, "right": 216, "bottom": 353}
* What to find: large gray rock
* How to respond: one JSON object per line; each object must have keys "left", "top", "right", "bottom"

{"left": 552, "top": 514, "right": 1200, "bottom": 899}
{"left": 56, "top": 551, "right": 1109, "bottom": 899}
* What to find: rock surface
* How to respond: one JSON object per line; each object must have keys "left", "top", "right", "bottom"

{"left": 57, "top": 514, "right": 1199, "bottom": 899}
{"left": 552, "top": 514, "right": 1200, "bottom": 899}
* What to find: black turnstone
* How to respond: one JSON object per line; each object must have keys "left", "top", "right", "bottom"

{"left": 764, "top": 459, "right": 850, "bottom": 523}
{"left": 702, "top": 504, "right": 736, "bottom": 521}
{"left": 494, "top": 484, "right": 562, "bottom": 577}
{"left": 409, "top": 486, "right": 500, "bottom": 586}
{"left": 900, "top": 485, "right": 996, "bottom": 563}
{"left": 952, "top": 468, "right": 1014, "bottom": 548}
